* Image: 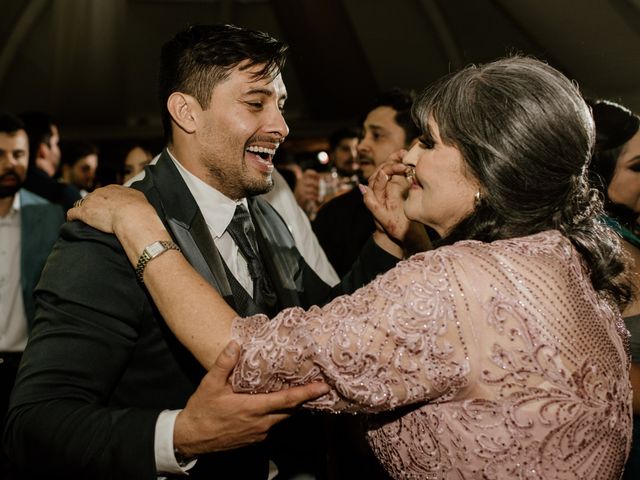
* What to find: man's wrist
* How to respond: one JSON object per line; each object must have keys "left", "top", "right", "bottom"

{"left": 155, "top": 409, "right": 197, "bottom": 474}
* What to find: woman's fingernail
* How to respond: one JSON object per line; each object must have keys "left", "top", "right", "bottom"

{"left": 224, "top": 341, "right": 239, "bottom": 356}
{"left": 358, "top": 184, "right": 368, "bottom": 195}
{"left": 316, "top": 383, "right": 331, "bottom": 395}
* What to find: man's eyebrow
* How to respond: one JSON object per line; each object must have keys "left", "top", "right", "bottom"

{"left": 244, "top": 87, "right": 273, "bottom": 96}
{"left": 243, "top": 87, "right": 287, "bottom": 102}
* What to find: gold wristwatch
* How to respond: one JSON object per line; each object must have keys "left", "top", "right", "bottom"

{"left": 135, "top": 240, "right": 180, "bottom": 283}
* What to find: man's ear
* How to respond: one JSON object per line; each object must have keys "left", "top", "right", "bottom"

{"left": 37, "top": 142, "right": 49, "bottom": 160}
{"left": 167, "top": 92, "right": 199, "bottom": 134}
{"left": 35, "top": 143, "right": 56, "bottom": 177}
{"left": 60, "top": 163, "right": 71, "bottom": 180}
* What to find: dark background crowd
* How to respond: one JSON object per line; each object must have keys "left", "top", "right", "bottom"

{"left": 1, "top": 1, "right": 639, "bottom": 479}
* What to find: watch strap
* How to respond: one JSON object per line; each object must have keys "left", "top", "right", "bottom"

{"left": 135, "top": 240, "right": 181, "bottom": 284}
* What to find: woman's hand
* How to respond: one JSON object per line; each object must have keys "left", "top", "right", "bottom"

{"left": 362, "top": 150, "right": 412, "bottom": 242}
{"left": 362, "top": 150, "right": 432, "bottom": 256}
{"left": 67, "top": 185, "right": 171, "bottom": 267}
{"left": 67, "top": 185, "right": 157, "bottom": 236}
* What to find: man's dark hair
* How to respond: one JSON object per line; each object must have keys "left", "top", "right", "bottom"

{"left": 158, "top": 24, "right": 288, "bottom": 143}
{"left": 328, "top": 127, "right": 360, "bottom": 151}
{"left": 0, "top": 112, "right": 25, "bottom": 135}
{"left": 367, "top": 88, "right": 419, "bottom": 144}
{"left": 18, "top": 111, "right": 57, "bottom": 168}
{"left": 61, "top": 140, "right": 99, "bottom": 167}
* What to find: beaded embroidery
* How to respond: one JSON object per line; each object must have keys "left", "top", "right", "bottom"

{"left": 231, "top": 231, "right": 631, "bottom": 479}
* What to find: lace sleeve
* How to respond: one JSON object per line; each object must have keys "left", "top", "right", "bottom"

{"left": 231, "top": 248, "right": 473, "bottom": 413}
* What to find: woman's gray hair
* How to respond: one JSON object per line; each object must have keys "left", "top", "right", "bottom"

{"left": 413, "top": 56, "right": 631, "bottom": 306}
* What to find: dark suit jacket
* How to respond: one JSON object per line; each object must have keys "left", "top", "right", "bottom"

{"left": 3, "top": 151, "right": 398, "bottom": 480}
{"left": 19, "top": 189, "right": 65, "bottom": 327}
{"left": 23, "top": 167, "right": 81, "bottom": 212}
{"left": 313, "top": 187, "right": 375, "bottom": 277}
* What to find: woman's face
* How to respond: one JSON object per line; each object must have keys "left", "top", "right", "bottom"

{"left": 123, "top": 146, "right": 152, "bottom": 183}
{"left": 402, "top": 120, "right": 478, "bottom": 236}
{"left": 608, "top": 129, "right": 640, "bottom": 214}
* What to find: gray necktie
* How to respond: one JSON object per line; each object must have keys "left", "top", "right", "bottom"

{"left": 226, "top": 204, "right": 276, "bottom": 308}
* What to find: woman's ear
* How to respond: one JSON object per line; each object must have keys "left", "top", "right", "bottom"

{"left": 167, "top": 92, "right": 199, "bottom": 134}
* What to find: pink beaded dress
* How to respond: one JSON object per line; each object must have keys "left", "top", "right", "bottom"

{"left": 231, "top": 231, "right": 631, "bottom": 479}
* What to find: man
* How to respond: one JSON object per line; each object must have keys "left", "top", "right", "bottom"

{"left": 313, "top": 89, "right": 420, "bottom": 276}
{"left": 60, "top": 140, "right": 99, "bottom": 196}
{"left": 0, "top": 112, "right": 64, "bottom": 479}
{"left": 4, "top": 25, "right": 398, "bottom": 480}
{"left": 18, "top": 111, "right": 81, "bottom": 211}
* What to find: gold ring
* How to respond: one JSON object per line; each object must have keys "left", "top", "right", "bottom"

{"left": 405, "top": 166, "right": 416, "bottom": 183}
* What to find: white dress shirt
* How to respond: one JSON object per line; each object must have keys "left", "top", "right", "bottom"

{"left": 0, "top": 194, "right": 28, "bottom": 352}
{"left": 155, "top": 150, "right": 254, "bottom": 475}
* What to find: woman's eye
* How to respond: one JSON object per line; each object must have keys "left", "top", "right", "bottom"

{"left": 629, "top": 163, "right": 640, "bottom": 172}
{"left": 419, "top": 137, "right": 434, "bottom": 149}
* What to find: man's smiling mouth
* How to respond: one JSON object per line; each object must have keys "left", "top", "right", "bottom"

{"left": 246, "top": 145, "right": 277, "bottom": 159}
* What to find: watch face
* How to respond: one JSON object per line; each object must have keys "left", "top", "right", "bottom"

{"left": 146, "top": 241, "right": 165, "bottom": 258}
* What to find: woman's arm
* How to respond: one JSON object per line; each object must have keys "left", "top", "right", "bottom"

{"left": 67, "top": 161, "right": 421, "bottom": 369}
{"left": 68, "top": 186, "right": 235, "bottom": 369}
{"left": 68, "top": 173, "right": 455, "bottom": 413}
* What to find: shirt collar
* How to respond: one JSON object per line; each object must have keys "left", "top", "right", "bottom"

{"left": 0, "top": 192, "right": 20, "bottom": 221}
{"left": 12, "top": 192, "right": 21, "bottom": 212}
{"left": 166, "top": 148, "right": 247, "bottom": 239}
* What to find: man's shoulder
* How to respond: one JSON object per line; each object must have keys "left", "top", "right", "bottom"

{"left": 20, "top": 189, "right": 65, "bottom": 220}
{"left": 59, "top": 219, "right": 123, "bottom": 254}
{"left": 20, "top": 188, "right": 57, "bottom": 207}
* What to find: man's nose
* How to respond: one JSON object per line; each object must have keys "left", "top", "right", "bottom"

{"left": 357, "top": 138, "right": 370, "bottom": 154}
{"left": 268, "top": 109, "right": 289, "bottom": 140}
{"left": 1, "top": 154, "right": 19, "bottom": 168}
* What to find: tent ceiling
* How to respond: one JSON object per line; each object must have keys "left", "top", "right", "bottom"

{"left": 1, "top": 0, "right": 638, "bottom": 140}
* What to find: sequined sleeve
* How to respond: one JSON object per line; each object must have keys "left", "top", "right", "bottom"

{"left": 231, "top": 247, "right": 472, "bottom": 413}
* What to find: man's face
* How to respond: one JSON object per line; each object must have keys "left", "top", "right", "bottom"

{"left": 0, "top": 129, "right": 29, "bottom": 198}
{"left": 68, "top": 154, "right": 98, "bottom": 190}
{"left": 331, "top": 137, "right": 359, "bottom": 177}
{"left": 35, "top": 125, "right": 61, "bottom": 177}
{"left": 357, "top": 106, "right": 408, "bottom": 181}
{"left": 192, "top": 62, "right": 289, "bottom": 199}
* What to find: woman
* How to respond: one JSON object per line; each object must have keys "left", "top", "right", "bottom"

{"left": 588, "top": 99, "right": 640, "bottom": 480}
{"left": 122, "top": 144, "right": 153, "bottom": 184}
{"left": 70, "top": 57, "right": 633, "bottom": 479}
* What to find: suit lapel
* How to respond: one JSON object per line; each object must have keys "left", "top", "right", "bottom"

{"left": 248, "top": 197, "right": 307, "bottom": 307}
{"left": 135, "top": 151, "right": 235, "bottom": 305}
{"left": 20, "top": 192, "right": 39, "bottom": 321}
